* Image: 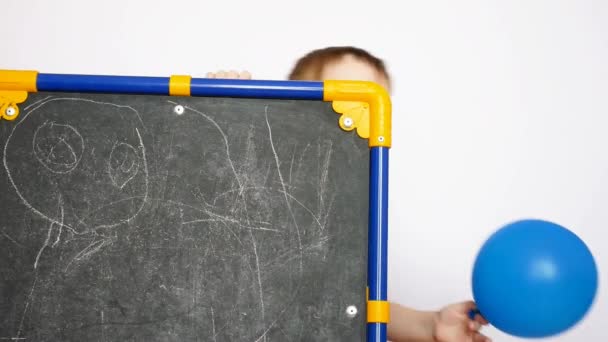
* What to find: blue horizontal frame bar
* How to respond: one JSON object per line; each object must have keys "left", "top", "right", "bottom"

{"left": 36, "top": 73, "right": 324, "bottom": 100}
{"left": 190, "top": 78, "right": 323, "bottom": 100}
{"left": 37, "top": 74, "right": 169, "bottom": 95}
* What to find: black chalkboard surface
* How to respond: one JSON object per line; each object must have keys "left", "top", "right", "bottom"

{"left": 0, "top": 92, "right": 369, "bottom": 341}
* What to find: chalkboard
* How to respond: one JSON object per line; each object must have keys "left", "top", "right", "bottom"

{"left": 0, "top": 92, "right": 370, "bottom": 341}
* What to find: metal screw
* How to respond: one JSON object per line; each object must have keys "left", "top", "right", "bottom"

{"left": 378, "top": 136, "right": 385, "bottom": 142}
{"left": 174, "top": 105, "right": 185, "bottom": 115}
{"left": 343, "top": 117, "right": 353, "bottom": 128}
{"left": 5, "top": 106, "right": 16, "bottom": 117}
{"left": 345, "top": 305, "right": 358, "bottom": 318}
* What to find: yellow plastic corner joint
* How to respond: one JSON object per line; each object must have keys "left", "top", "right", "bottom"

{"left": 323, "top": 80, "right": 391, "bottom": 148}
{"left": 0, "top": 70, "right": 38, "bottom": 121}
{"left": 169, "top": 75, "right": 192, "bottom": 96}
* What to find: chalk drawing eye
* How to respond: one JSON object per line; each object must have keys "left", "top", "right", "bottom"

{"left": 108, "top": 142, "right": 140, "bottom": 189}
{"left": 33, "top": 121, "right": 85, "bottom": 174}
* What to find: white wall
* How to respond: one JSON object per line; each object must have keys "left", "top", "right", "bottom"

{"left": 3, "top": 0, "right": 606, "bottom": 340}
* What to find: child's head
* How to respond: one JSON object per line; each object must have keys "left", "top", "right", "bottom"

{"left": 287, "top": 46, "right": 392, "bottom": 92}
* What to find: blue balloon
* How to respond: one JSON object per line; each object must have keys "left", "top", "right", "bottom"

{"left": 472, "top": 219, "right": 598, "bottom": 338}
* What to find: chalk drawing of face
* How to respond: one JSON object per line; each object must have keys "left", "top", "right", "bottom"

{"left": 3, "top": 97, "right": 149, "bottom": 267}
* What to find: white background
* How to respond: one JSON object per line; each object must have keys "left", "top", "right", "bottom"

{"left": 2, "top": 0, "right": 606, "bottom": 341}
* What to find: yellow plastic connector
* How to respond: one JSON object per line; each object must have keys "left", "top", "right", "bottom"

{"left": 332, "top": 101, "right": 370, "bottom": 139}
{"left": 366, "top": 288, "right": 390, "bottom": 324}
{"left": 0, "top": 70, "right": 38, "bottom": 121}
{"left": 367, "top": 300, "right": 390, "bottom": 324}
{"left": 169, "top": 75, "right": 192, "bottom": 96}
{"left": 323, "top": 80, "right": 392, "bottom": 148}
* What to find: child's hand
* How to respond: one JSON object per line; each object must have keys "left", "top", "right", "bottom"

{"left": 205, "top": 70, "right": 252, "bottom": 79}
{"left": 433, "top": 301, "right": 491, "bottom": 342}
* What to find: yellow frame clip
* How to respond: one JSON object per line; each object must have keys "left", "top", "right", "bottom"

{"left": 323, "top": 80, "right": 392, "bottom": 148}
{"left": 169, "top": 75, "right": 192, "bottom": 96}
{"left": 366, "top": 287, "right": 390, "bottom": 324}
{"left": 368, "top": 300, "right": 390, "bottom": 323}
{"left": 0, "top": 70, "right": 38, "bottom": 121}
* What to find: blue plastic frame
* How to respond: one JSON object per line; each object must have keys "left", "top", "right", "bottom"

{"left": 368, "top": 147, "right": 389, "bottom": 342}
{"left": 30, "top": 73, "right": 389, "bottom": 342}
{"left": 37, "top": 73, "right": 325, "bottom": 100}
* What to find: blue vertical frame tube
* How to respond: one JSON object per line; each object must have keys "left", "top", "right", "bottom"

{"left": 367, "top": 147, "right": 389, "bottom": 342}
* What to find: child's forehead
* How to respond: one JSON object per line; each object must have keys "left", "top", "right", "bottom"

{"left": 321, "top": 55, "right": 390, "bottom": 91}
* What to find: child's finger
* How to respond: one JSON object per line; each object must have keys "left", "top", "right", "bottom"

{"left": 474, "top": 313, "right": 489, "bottom": 325}
{"left": 474, "top": 332, "right": 492, "bottom": 342}
{"left": 469, "top": 320, "right": 482, "bottom": 331}
{"left": 239, "top": 71, "right": 252, "bottom": 79}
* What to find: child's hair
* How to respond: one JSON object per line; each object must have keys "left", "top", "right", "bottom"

{"left": 287, "top": 46, "right": 391, "bottom": 85}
